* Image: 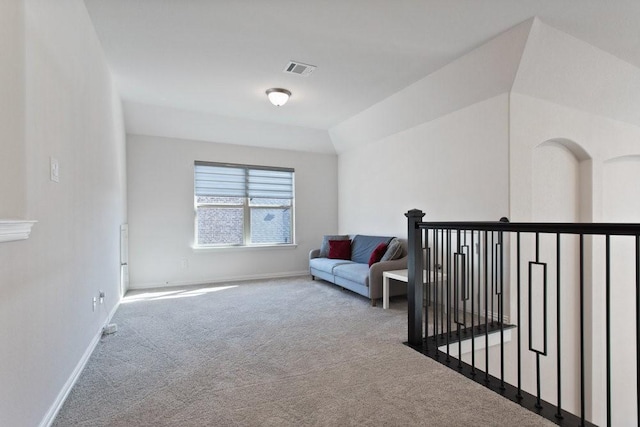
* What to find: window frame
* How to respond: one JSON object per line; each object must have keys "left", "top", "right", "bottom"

{"left": 194, "top": 161, "right": 295, "bottom": 248}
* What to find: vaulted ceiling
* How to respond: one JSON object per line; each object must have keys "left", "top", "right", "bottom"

{"left": 84, "top": 0, "right": 640, "bottom": 153}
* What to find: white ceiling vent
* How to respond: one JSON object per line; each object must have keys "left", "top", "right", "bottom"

{"left": 283, "top": 61, "right": 316, "bottom": 76}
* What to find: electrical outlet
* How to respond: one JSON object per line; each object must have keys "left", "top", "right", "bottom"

{"left": 92, "top": 297, "right": 97, "bottom": 311}
{"left": 99, "top": 291, "right": 105, "bottom": 304}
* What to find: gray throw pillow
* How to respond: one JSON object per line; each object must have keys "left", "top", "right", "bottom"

{"left": 380, "top": 238, "right": 403, "bottom": 261}
{"left": 319, "top": 235, "right": 349, "bottom": 258}
{"left": 350, "top": 235, "right": 393, "bottom": 264}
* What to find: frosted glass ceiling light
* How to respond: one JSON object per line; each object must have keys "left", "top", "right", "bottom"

{"left": 266, "top": 88, "right": 291, "bottom": 106}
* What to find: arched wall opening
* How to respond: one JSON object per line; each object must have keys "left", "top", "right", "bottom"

{"left": 533, "top": 138, "right": 592, "bottom": 222}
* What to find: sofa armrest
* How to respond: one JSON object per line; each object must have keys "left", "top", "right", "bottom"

{"left": 309, "top": 248, "right": 321, "bottom": 260}
{"left": 368, "top": 255, "right": 408, "bottom": 300}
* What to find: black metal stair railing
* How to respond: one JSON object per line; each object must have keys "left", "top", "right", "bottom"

{"left": 404, "top": 209, "right": 640, "bottom": 427}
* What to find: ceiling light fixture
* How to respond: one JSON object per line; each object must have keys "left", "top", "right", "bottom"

{"left": 266, "top": 88, "right": 291, "bottom": 106}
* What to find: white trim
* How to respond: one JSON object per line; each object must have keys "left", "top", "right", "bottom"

{"left": 39, "top": 301, "right": 120, "bottom": 427}
{"left": 487, "top": 310, "right": 510, "bottom": 324}
{"left": 127, "top": 270, "right": 309, "bottom": 290}
{"left": 438, "top": 328, "right": 513, "bottom": 358}
{"left": 0, "top": 220, "right": 37, "bottom": 243}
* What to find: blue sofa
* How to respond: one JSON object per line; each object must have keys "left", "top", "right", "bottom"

{"left": 309, "top": 235, "right": 408, "bottom": 306}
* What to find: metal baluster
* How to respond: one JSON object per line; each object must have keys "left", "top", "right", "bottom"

{"left": 438, "top": 229, "right": 442, "bottom": 337}
{"left": 579, "top": 234, "right": 585, "bottom": 425}
{"left": 517, "top": 232, "right": 522, "bottom": 400}
{"left": 446, "top": 229, "right": 451, "bottom": 362}
{"left": 457, "top": 229, "right": 462, "bottom": 369}
{"left": 478, "top": 231, "right": 482, "bottom": 330}
{"left": 471, "top": 231, "right": 476, "bottom": 376}
{"left": 637, "top": 235, "right": 640, "bottom": 425}
{"left": 605, "top": 234, "right": 611, "bottom": 427}
{"left": 484, "top": 230, "right": 489, "bottom": 383}
{"left": 434, "top": 228, "right": 439, "bottom": 353}
{"left": 425, "top": 229, "right": 431, "bottom": 346}
{"left": 463, "top": 230, "right": 468, "bottom": 330}
{"left": 636, "top": 234, "right": 640, "bottom": 425}
{"left": 534, "top": 232, "right": 542, "bottom": 409}
{"left": 438, "top": 230, "right": 444, "bottom": 342}
{"left": 499, "top": 227, "right": 505, "bottom": 390}
{"left": 491, "top": 231, "right": 495, "bottom": 325}
{"left": 556, "top": 233, "right": 563, "bottom": 419}
{"left": 527, "top": 232, "right": 549, "bottom": 410}
{"left": 440, "top": 228, "right": 444, "bottom": 338}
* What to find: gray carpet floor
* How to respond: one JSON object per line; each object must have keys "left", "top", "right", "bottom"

{"left": 53, "top": 276, "right": 552, "bottom": 426}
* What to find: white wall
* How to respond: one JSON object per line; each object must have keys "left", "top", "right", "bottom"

{"left": 0, "top": 1, "right": 126, "bottom": 426}
{"left": 338, "top": 94, "right": 510, "bottom": 237}
{"left": 126, "top": 134, "right": 338, "bottom": 289}
{"left": 0, "top": 0, "right": 26, "bottom": 218}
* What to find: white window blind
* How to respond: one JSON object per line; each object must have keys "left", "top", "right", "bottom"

{"left": 194, "top": 162, "right": 294, "bottom": 199}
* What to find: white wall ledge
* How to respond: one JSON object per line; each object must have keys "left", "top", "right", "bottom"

{"left": 192, "top": 243, "right": 298, "bottom": 253}
{"left": 0, "top": 220, "right": 37, "bottom": 243}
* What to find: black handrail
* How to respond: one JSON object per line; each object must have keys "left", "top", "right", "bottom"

{"left": 414, "top": 220, "right": 640, "bottom": 235}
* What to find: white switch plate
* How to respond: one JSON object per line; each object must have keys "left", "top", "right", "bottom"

{"left": 50, "top": 157, "right": 59, "bottom": 182}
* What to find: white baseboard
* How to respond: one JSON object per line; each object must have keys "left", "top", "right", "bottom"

{"left": 127, "top": 270, "right": 310, "bottom": 290}
{"left": 438, "top": 328, "right": 513, "bottom": 358}
{"left": 486, "top": 310, "right": 510, "bottom": 324}
{"left": 39, "top": 300, "right": 120, "bottom": 427}
{"left": 460, "top": 311, "right": 509, "bottom": 324}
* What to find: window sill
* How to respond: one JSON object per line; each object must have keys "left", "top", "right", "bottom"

{"left": 192, "top": 243, "right": 298, "bottom": 253}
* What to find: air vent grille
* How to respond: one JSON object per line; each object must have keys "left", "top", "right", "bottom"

{"left": 283, "top": 61, "right": 316, "bottom": 76}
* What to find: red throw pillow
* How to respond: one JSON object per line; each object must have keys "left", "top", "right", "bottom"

{"left": 328, "top": 239, "right": 351, "bottom": 260}
{"left": 368, "top": 242, "right": 388, "bottom": 267}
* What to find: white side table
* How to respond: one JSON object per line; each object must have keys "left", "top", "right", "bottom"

{"left": 382, "top": 269, "right": 446, "bottom": 309}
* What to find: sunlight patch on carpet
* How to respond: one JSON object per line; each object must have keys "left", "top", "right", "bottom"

{"left": 122, "top": 285, "right": 238, "bottom": 303}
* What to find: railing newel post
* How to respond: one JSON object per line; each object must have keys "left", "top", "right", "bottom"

{"left": 406, "top": 209, "right": 425, "bottom": 346}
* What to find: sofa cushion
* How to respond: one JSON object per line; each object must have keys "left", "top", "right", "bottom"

{"left": 328, "top": 239, "right": 351, "bottom": 260}
{"left": 319, "top": 235, "right": 349, "bottom": 257}
{"left": 310, "top": 257, "right": 353, "bottom": 274}
{"left": 368, "top": 242, "right": 388, "bottom": 267}
{"left": 381, "top": 238, "right": 403, "bottom": 261}
{"left": 333, "top": 263, "right": 370, "bottom": 287}
{"left": 351, "top": 235, "right": 394, "bottom": 264}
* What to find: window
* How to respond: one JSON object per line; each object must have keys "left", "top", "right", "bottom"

{"left": 194, "top": 161, "right": 294, "bottom": 247}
